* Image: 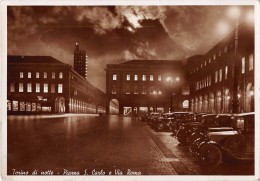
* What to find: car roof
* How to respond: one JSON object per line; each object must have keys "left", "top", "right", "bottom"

{"left": 234, "top": 112, "right": 255, "bottom": 116}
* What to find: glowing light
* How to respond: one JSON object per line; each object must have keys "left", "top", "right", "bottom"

{"left": 238, "top": 93, "right": 241, "bottom": 98}
{"left": 176, "top": 77, "right": 180, "bottom": 82}
{"left": 166, "top": 76, "right": 172, "bottom": 82}
{"left": 246, "top": 10, "right": 254, "bottom": 24}
{"left": 250, "top": 90, "right": 254, "bottom": 96}
{"left": 217, "top": 21, "right": 230, "bottom": 36}
{"left": 227, "top": 6, "right": 241, "bottom": 20}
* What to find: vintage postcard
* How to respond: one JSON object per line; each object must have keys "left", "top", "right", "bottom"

{"left": 0, "top": 0, "right": 259, "bottom": 180}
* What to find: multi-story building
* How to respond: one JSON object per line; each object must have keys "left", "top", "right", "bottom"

{"left": 74, "top": 41, "right": 88, "bottom": 79}
{"left": 7, "top": 55, "right": 105, "bottom": 114}
{"left": 187, "top": 23, "right": 254, "bottom": 113}
{"left": 106, "top": 60, "right": 189, "bottom": 115}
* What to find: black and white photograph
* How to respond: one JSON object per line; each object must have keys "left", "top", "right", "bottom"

{"left": 0, "top": 0, "right": 259, "bottom": 180}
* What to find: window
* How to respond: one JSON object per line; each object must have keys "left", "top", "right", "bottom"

{"left": 150, "top": 75, "right": 154, "bottom": 81}
{"left": 209, "top": 76, "right": 211, "bottom": 86}
{"left": 59, "top": 72, "right": 63, "bottom": 79}
{"left": 27, "top": 83, "right": 32, "bottom": 92}
{"left": 10, "top": 83, "right": 15, "bottom": 92}
{"left": 51, "top": 84, "right": 55, "bottom": 93}
{"left": 58, "top": 84, "right": 63, "bottom": 93}
{"left": 141, "top": 86, "right": 146, "bottom": 94}
{"left": 126, "top": 74, "right": 130, "bottom": 81}
{"left": 224, "top": 46, "right": 228, "bottom": 53}
{"left": 204, "top": 61, "right": 207, "bottom": 66}
{"left": 19, "top": 83, "right": 23, "bottom": 92}
{"left": 209, "top": 58, "right": 211, "bottom": 63}
{"left": 142, "top": 75, "right": 146, "bottom": 81}
{"left": 36, "top": 83, "right": 40, "bottom": 93}
{"left": 20, "top": 72, "right": 23, "bottom": 78}
{"left": 134, "top": 75, "right": 138, "bottom": 81}
{"left": 13, "top": 101, "right": 18, "bottom": 111}
{"left": 213, "top": 54, "right": 216, "bottom": 60}
{"left": 36, "top": 72, "right": 39, "bottom": 78}
{"left": 249, "top": 54, "right": 254, "bottom": 71}
{"left": 242, "top": 57, "right": 245, "bottom": 74}
{"left": 28, "top": 72, "right": 31, "bottom": 78}
{"left": 219, "top": 69, "right": 222, "bottom": 82}
{"left": 43, "top": 83, "right": 48, "bottom": 93}
{"left": 133, "top": 86, "right": 138, "bottom": 94}
{"left": 52, "top": 72, "right": 55, "bottom": 79}
{"left": 112, "top": 74, "right": 117, "bottom": 80}
{"left": 20, "top": 102, "right": 25, "bottom": 111}
{"left": 44, "top": 72, "right": 47, "bottom": 78}
{"left": 215, "top": 71, "right": 218, "bottom": 83}
{"left": 112, "top": 86, "right": 117, "bottom": 94}
{"left": 158, "top": 75, "right": 162, "bottom": 81}
{"left": 225, "top": 66, "right": 228, "bottom": 79}
{"left": 125, "top": 85, "right": 130, "bottom": 94}
{"left": 219, "top": 51, "right": 221, "bottom": 57}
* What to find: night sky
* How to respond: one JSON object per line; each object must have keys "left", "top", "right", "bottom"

{"left": 7, "top": 6, "right": 254, "bottom": 92}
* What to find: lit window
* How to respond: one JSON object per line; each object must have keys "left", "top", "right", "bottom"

{"left": 20, "top": 72, "right": 24, "bottom": 78}
{"left": 36, "top": 83, "right": 40, "bottom": 93}
{"left": 242, "top": 57, "right": 245, "bottom": 74}
{"left": 27, "top": 83, "right": 32, "bottom": 92}
{"left": 213, "top": 54, "right": 216, "bottom": 60}
{"left": 219, "top": 69, "right": 222, "bottom": 82}
{"left": 51, "top": 84, "right": 55, "bottom": 93}
{"left": 112, "top": 74, "right": 117, "bottom": 80}
{"left": 36, "top": 72, "right": 39, "bottom": 78}
{"left": 134, "top": 75, "right": 138, "bottom": 81}
{"left": 219, "top": 51, "right": 221, "bottom": 57}
{"left": 201, "top": 64, "right": 203, "bottom": 68}
{"left": 28, "top": 72, "right": 31, "bottom": 78}
{"left": 59, "top": 72, "right": 63, "bottom": 79}
{"left": 20, "top": 102, "right": 25, "bottom": 111}
{"left": 215, "top": 71, "right": 218, "bottom": 83}
{"left": 43, "top": 83, "right": 48, "bottom": 93}
{"left": 204, "top": 61, "right": 207, "bottom": 66}
{"left": 209, "top": 76, "right": 211, "bottom": 86}
{"left": 12, "top": 101, "right": 18, "bottom": 111}
{"left": 150, "top": 75, "right": 154, "bottom": 81}
{"left": 209, "top": 58, "right": 211, "bottom": 63}
{"left": 158, "top": 75, "right": 162, "bottom": 81}
{"left": 52, "top": 72, "right": 55, "bottom": 79}
{"left": 44, "top": 72, "right": 47, "bottom": 78}
{"left": 142, "top": 75, "right": 146, "bottom": 81}
{"left": 126, "top": 74, "right": 130, "bottom": 81}
{"left": 19, "top": 83, "right": 23, "bottom": 92}
{"left": 10, "top": 83, "right": 15, "bottom": 92}
{"left": 58, "top": 84, "right": 63, "bottom": 93}
{"left": 225, "top": 66, "right": 228, "bottom": 79}
{"left": 249, "top": 54, "right": 254, "bottom": 71}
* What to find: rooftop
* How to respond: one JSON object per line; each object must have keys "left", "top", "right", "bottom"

{"left": 7, "top": 55, "right": 64, "bottom": 64}
{"left": 121, "top": 59, "right": 183, "bottom": 65}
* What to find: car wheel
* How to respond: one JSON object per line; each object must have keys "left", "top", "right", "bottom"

{"left": 199, "top": 144, "right": 222, "bottom": 167}
{"left": 157, "top": 123, "right": 164, "bottom": 131}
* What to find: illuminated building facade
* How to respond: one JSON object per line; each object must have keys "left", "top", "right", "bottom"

{"left": 187, "top": 23, "right": 254, "bottom": 113}
{"left": 74, "top": 41, "right": 88, "bottom": 79}
{"left": 7, "top": 56, "right": 105, "bottom": 114}
{"left": 106, "top": 60, "right": 189, "bottom": 115}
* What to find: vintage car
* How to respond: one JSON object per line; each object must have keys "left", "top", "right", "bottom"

{"left": 196, "top": 112, "right": 254, "bottom": 166}
{"left": 147, "top": 112, "right": 161, "bottom": 126}
{"left": 170, "top": 112, "right": 195, "bottom": 136}
{"left": 176, "top": 114, "right": 216, "bottom": 145}
{"left": 151, "top": 112, "right": 175, "bottom": 131}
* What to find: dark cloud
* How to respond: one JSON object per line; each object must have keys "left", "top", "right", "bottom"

{"left": 7, "top": 6, "right": 254, "bottom": 92}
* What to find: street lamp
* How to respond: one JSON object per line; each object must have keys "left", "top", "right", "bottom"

{"left": 166, "top": 76, "right": 180, "bottom": 112}
{"left": 153, "top": 90, "right": 162, "bottom": 112}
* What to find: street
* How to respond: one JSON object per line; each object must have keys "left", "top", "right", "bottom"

{"left": 7, "top": 114, "right": 254, "bottom": 175}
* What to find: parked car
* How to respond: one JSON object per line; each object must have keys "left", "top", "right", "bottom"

{"left": 147, "top": 112, "right": 161, "bottom": 126}
{"left": 151, "top": 112, "right": 175, "bottom": 131}
{"left": 196, "top": 113, "right": 254, "bottom": 166}
{"left": 170, "top": 112, "right": 195, "bottom": 136}
{"left": 175, "top": 114, "right": 216, "bottom": 145}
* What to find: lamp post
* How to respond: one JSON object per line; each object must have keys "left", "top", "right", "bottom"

{"left": 153, "top": 90, "right": 162, "bottom": 112}
{"left": 166, "top": 76, "right": 180, "bottom": 112}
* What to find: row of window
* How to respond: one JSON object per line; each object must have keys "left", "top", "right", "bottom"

{"left": 192, "top": 51, "right": 254, "bottom": 74}
{"left": 7, "top": 100, "right": 43, "bottom": 112}
{"left": 111, "top": 86, "right": 163, "bottom": 95}
{"left": 19, "top": 71, "right": 63, "bottom": 79}
{"left": 113, "top": 74, "right": 162, "bottom": 81}
{"left": 10, "top": 83, "right": 63, "bottom": 93}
